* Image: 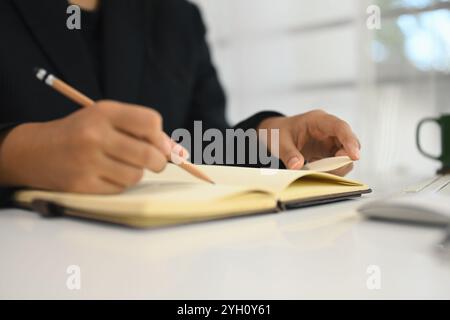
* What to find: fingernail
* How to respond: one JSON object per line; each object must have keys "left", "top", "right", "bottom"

{"left": 180, "top": 146, "right": 190, "bottom": 159}
{"left": 173, "top": 144, "right": 190, "bottom": 159}
{"left": 170, "top": 151, "right": 184, "bottom": 165}
{"left": 287, "top": 157, "right": 302, "bottom": 169}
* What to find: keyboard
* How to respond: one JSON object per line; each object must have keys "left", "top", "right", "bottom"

{"left": 404, "top": 175, "right": 450, "bottom": 195}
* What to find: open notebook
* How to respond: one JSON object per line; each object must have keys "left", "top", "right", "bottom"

{"left": 14, "top": 156, "right": 371, "bottom": 227}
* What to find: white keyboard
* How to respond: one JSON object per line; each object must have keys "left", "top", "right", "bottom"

{"left": 404, "top": 175, "right": 450, "bottom": 195}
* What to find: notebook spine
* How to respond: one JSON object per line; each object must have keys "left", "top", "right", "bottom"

{"left": 277, "top": 201, "right": 287, "bottom": 212}
{"left": 30, "top": 199, "right": 66, "bottom": 218}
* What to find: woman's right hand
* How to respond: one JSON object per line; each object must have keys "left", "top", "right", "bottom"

{"left": 0, "top": 100, "right": 180, "bottom": 194}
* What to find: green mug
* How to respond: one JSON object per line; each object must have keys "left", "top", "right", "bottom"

{"left": 416, "top": 114, "right": 450, "bottom": 170}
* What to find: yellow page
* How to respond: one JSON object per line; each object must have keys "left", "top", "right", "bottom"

{"left": 303, "top": 156, "right": 353, "bottom": 172}
{"left": 143, "top": 156, "right": 364, "bottom": 196}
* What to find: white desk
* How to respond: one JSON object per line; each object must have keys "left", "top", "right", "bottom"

{"left": 1, "top": 175, "right": 450, "bottom": 299}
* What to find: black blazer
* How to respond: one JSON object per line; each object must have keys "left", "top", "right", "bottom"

{"left": 0, "top": 0, "right": 280, "bottom": 204}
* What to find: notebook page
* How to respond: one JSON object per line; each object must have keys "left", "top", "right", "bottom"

{"left": 142, "top": 158, "right": 362, "bottom": 195}
{"left": 303, "top": 156, "right": 353, "bottom": 172}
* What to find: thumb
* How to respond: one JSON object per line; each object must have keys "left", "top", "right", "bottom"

{"left": 279, "top": 136, "right": 305, "bottom": 170}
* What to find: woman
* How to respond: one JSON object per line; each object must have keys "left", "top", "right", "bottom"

{"left": 0, "top": 0, "right": 360, "bottom": 203}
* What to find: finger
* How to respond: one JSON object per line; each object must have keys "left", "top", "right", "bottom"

{"left": 330, "top": 120, "right": 360, "bottom": 160}
{"left": 140, "top": 144, "right": 168, "bottom": 172}
{"left": 310, "top": 113, "right": 360, "bottom": 160}
{"left": 335, "top": 148, "right": 351, "bottom": 158}
{"left": 104, "top": 130, "right": 168, "bottom": 170}
{"left": 99, "top": 156, "right": 145, "bottom": 188}
{"left": 98, "top": 101, "right": 171, "bottom": 156}
{"left": 279, "top": 132, "right": 305, "bottom": 170}
{"left": 104, "top": 134, "right": 167, "bottom": 173}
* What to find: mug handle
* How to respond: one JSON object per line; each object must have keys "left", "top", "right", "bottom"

{"left": 416, "top": 118, "right": 441, "bottom": 160}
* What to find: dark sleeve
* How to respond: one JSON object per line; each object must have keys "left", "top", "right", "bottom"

{"left": 0, "top": 188, "right": 17, "bottom": 208}
{"left": 187, "top": 4, "right": 283, "bottom": 132}
{"left": 0, "top": 122, "right": 22, "bottom": 132}
{"left": 0, "top": 126, "right": 21, "bottom": 208}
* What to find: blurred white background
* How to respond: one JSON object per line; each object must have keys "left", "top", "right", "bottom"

{"left": 191, "top": 0, "right": 450, "bottom": 182}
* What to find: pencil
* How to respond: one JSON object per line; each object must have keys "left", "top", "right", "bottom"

{"left": 34, "top": 68, "right": 215, "bottom": 184}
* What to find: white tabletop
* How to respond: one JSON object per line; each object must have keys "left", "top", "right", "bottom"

{"left": 1, "top": 175, "right": 450, "bottom": 299}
